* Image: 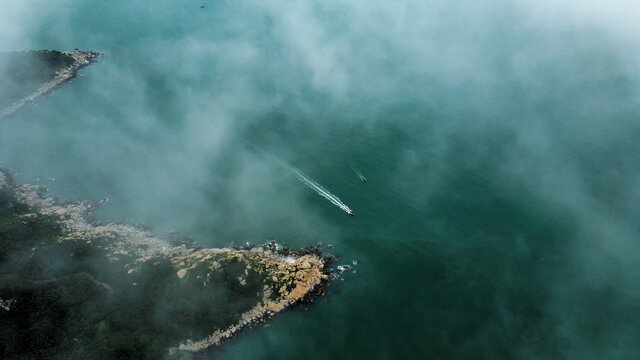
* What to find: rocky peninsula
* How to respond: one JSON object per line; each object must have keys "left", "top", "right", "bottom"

{"left": 0, "top": 169, "right": 331, "bottom": 358}
{"left": 0, "top": 50, "right": 101, "bottom": 119}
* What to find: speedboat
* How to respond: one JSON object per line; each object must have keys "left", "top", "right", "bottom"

{"left": 348, "top": 210, "right": 355, "bottom": 216}
{"left": 361, "top": 176, "right": 366, "bottom": 182}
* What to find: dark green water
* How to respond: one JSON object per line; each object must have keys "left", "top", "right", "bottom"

{"left": 2, "top": 1, "right": 640, "bottom": 358}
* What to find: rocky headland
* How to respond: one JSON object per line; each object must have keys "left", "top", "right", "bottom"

{"left": 0, "top": 168, "right": 331, "bottom": 359}
{"left": 0, "top": 50, "right": 102, "bottom": 119}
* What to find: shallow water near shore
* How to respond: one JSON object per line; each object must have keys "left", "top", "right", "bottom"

{"left": 2, "top": 0, "right": 640, "bottom": 358}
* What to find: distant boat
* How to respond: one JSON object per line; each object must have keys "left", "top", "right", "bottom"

{"left": 348, "top": 210, "right": 355, "bottom": 216}
{"left": 353, "top": 169, "right": 366, "bottom": 182}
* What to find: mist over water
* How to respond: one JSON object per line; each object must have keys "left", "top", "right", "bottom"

{"left": 2, "top": 0, "right": 640, "bottom": 358}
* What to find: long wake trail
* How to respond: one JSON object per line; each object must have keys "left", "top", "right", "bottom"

{"left": 262, "top": 151, "right": 353, "bottom": 214}
{"left": 288, "top": 166, "right": 353, "bottom": 214}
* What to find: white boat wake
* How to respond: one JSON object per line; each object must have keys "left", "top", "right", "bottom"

{"left": 287, "top": 165, "right": 354, "bottom": 215}
{"left": 259, "top": 149, "right": 354, "bottom": 215}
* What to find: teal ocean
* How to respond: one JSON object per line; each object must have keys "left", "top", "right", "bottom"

{"left": 2, "top": 1, "right": 640, "bottom": 358}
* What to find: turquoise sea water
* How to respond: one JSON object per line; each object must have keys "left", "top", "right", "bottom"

{"left": 2, "top": 1, "right": 640, "bottom": 358}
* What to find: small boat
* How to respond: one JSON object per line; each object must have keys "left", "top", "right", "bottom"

{"left": 348, "top": 210, "right": 355, "bottom": 216}
{"left": 360, "top": 176, "right": 366, "bottom": 182}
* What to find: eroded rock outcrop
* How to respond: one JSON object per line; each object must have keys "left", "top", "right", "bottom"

{"left": 0, "top": 169, "right": 331, "bottom": 358}
{"left": 0, "top": 50, "right": 102, "bottom": 119}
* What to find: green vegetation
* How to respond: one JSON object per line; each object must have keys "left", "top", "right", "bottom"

{"left": 0, "top": 184, "right": 275, "bottom": 359}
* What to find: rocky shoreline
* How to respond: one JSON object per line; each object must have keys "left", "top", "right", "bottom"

{"left": 0, "top": 168, "right": 333, "bottom": 357}
{"left": 0, "top": 50, "right": 102, "bottom": 119}
{"left": 175, "top": 244, "right": 333, "bottom": 353}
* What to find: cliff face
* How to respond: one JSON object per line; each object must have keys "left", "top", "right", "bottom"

{"left": 0, "top": 169, "right": 330, "bottom": 359}
{"left": 0, "top": 50, "right": 101, "bottom": 119}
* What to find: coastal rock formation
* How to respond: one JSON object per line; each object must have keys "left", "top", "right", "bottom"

{"left": 173, "top": 246, "right": 327, "bottom": 351}
{"left": 0, "top": 169, "right": 331, "bottom": 358}
{"left": 0, "top": 50, "right": 101, "bottom": 119}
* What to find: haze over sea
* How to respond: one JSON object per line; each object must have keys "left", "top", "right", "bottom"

{"left": 2, "top": 0, "right": 640, "bottom": 358}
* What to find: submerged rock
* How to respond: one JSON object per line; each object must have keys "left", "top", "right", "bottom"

{"left": 0, "top": 169, "right": 331, "bottom": 358}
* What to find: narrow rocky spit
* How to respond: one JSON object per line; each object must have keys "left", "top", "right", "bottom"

{"left": 0, "top": 50, "right": 102, "bottom": 119}
{"left": 0, "top": 168, "right": 332, "bottom": 358}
